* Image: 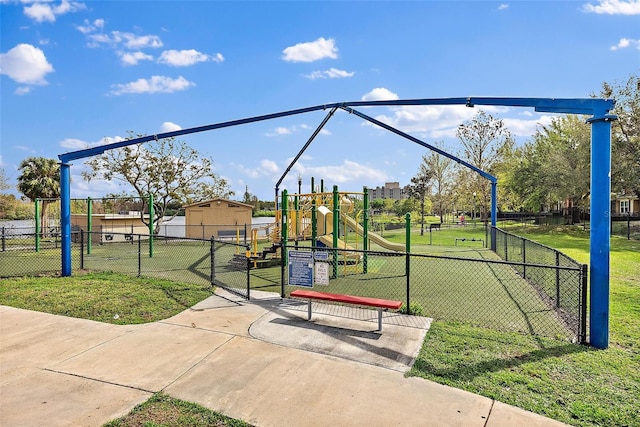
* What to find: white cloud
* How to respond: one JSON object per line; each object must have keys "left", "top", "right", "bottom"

{"left": 0, "top": 43, "right": 54, "bottom": 85}
{"left": 498, "top": 3, "right": 509, "bottom": 10}
{"left": 266, "top": 126, "right": 293, "bottom": 137}
{"left": 157, "top": 49, "right": 224, "bottom": 66}
{"left": 118, "top": 51, "right": 154, "bottom": 66}
{"left": 610, "top": 37, "right": 640, "bottom": 50}
{"left": 282, "top": 37, "right": 338, "bottom": 62}
{"left": 88, "top": 31, "right": 163, "bottom": 49}
{"left": 160, "top": 121, "right": 182, "bottom": 132}
{"left": 502, "top": 115, "right": 554, "bottom": 136}
{"left": 234, "top": 159, "right": 280, "bottom": 179}
{"left": 301, "top": 160, "right": 388, "bottom": 184}
{"left": 109, "top": 75, "right": 195, "bottom": 95}
{"left": 320, "top": 129, "right": 332, "bottom": 136}
{"left": 76, "top": 18, "right": 105, "bottom": 34}
{"left": 305, "top": 67, "right": 354, "bottom": 80}
{"left": 582, "top": 0, "right": 640, "bottom": 14}
{"left": 361, "top": 87, "right": 400, "bottom": 102}
{"left": 24, "top": 1, "right": 86, "bottom": 23}
{"left": 59, "top": 135, "right": 125, "bottom": 150}
{"left": 370, "top": 105, "right": 483, "bottom": 138}
{"left": 15, "top": 86, "right": 31, "bottom": 95}
{"left": 60, "top": 138, "right": 89, "bottom": 149}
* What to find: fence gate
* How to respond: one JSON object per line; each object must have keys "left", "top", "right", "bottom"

{"left": 211, "top": 238, "right": 250, "bottom": 299}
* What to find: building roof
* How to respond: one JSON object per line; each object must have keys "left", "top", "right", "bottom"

{"left": 182, "top": 198, "right": 254, "bottom": 209}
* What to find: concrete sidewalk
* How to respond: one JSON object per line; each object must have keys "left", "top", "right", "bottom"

{"left": 0, "top": 290, "right": 569, "bottom": 427}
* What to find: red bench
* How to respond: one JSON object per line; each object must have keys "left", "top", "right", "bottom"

{"left": 289, "top": 289, "right": 402, "bottom": 331}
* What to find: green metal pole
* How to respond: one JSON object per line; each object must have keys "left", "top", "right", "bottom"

{"left": 406, "top": 212, "right": 411, "bottom": 314}
{"left": 148, "top": 194, "right": 154, "bottom": 258}
{"left": 87, "top": 197, "right": 92, "bottom": 255}
{"left": 311, "top": 177, "right": 317, "bottom": 247}
{"left": 332, "top": 185, "right": 339, "bottom": 279}
{"left": 35, "top": 198, "right": 40, "bottom": 252}
{"left": 294, "top": 193, "right": 299, "bottom": 238}
{"left": 405, "top": 212, "right": 411, "bottom": 253}
{"left": 363, "top": 187, "right": 369, "bottom": 273}
{"left": 282, "top": 190, "right": 289, "bottom": 266}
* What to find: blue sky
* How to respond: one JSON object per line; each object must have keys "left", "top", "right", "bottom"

{"left": 1, "top": 1, "right": 639, "bottom": 201}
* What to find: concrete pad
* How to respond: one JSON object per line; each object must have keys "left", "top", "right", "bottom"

{"left": 51, "top": 322, "right": 234, "bottom": 391}
{"left": 167, "top": 336, "right": 493, "bottom": 427}
{"left": 163, "top": 293, "right": 269, "bottom": 337}
{"left": 0, "top": 369, "right": 150, "bottom": 427}
{"left": 0, "top": 306, "right": 130, "bottom": 385}
{"left": 249, "top": 301, "right": 429, "bottom": 372}
{"left": 487, "top": 401, "right": 570, "bottom": 427}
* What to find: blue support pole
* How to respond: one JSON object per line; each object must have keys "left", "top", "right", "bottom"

{"left": 60, "top": 162, "right": 72, "bottom": 276}
{"left": 588, "top": 115, "right": 615, "bottom": 349}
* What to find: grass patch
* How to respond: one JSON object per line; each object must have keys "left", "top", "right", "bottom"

{"left": 104, "top": 393, "right": 252, "bottom": 427}
{"left": 408, "top": 229, "right": 640, "bottom": 427}
{"left": 0, "top": 271, "right": 213, "bottom": 324}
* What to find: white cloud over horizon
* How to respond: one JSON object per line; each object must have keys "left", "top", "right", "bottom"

{"left": 582, "top": 0, "right": 640, "bottom": 14}
{"left": 361, "top": 87, "right": 400, "bottom": 102}
{"left": 87, "top": 31, "right": 163, "bottom": 50}
{"left": 157, "top": 49, "right": 224, "bottom": 66}
{"left": 305, "top": 68, "right": 354, "bottom": 80}
{"left": 282, "top": 37, "right": 338, "bottom": 62}
{"left": 160, "top": 121, "right": 182, "bottom": 132}
{"left": 118, "top": 51, "right": 154, "bottom": 66}
{"left": 610, "top": 37, "right": 640, "bottom": 50}
{"left": 109, "top": 75, "right": 195, "bottom": 95}
{"left": 24, "top": 1, "right": 86, "bottom": 23}
{"left": 0, "top": 43, "right": 54, "bottom": 85}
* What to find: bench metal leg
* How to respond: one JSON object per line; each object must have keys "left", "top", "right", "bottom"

{"left": 307, "top": 300, "right": 312, "bottom": 320}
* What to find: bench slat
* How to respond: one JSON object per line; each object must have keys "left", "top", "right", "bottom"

{"left": 290, "top": 289, "right": 402, "bottom": 310}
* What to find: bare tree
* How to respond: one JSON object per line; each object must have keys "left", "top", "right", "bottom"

{"left": 83, "top": 133, "right": 233, "bottom": 233}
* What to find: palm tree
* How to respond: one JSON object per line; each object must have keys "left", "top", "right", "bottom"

{"left": 17, "top": 157, "right": 60, "bottom": 234}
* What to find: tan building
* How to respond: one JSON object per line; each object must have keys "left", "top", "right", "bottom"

{"left": 368, "top": 182, "right": 410, "bottom": 200}
{"left": 71, "top": 212, "right": 149, "bottom": 243}
{"left": 184, "top": 198, "right": 253, "bottom": 239}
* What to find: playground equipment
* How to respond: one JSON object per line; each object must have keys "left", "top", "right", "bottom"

{"left": 242, "top": 183, "right": 408, "bottom": 270}
{"left": 58, "top": 97, "right": 617, "bottom": 349}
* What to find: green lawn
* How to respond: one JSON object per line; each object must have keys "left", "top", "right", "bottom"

{"left": 1, "top": 226, "right": 637, "bottom": 426}
{"left": 407, "top": 228, "right": 640, "bottom": 427}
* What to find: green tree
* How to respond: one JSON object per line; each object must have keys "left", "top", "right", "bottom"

{"left": 456, "top": 110, "right": 514, "bottom": 220}
{"left": 408, "top": 163, "right": 433, "bottom": 235}
{"left": 510, "top": 115, "right": 591, "bottom": 221}
{"left": 420, "top": 144, "right": 454, "bottom": 223}
{"left": 16, "top": 157, "right": 60, "bottom": 232}
{"left": 599, "top": 73, "right": 640, "bottom": 199}
{"left": 83, "top": 133, "right": 233, "bottom": 233}
{"left": 369, "top": 198, "right": 385, "bottom": 213}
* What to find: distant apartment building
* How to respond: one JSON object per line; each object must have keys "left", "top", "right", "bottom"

{"left": 367, "top": 182, "right": 410, "bottom": 200}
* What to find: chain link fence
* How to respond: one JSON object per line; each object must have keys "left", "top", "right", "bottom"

{"left": 281, "top": 243, "right": 587, "bottom": 342}
{"left": 492, "top": 227, "right": 587, "bottom": 341}
{"left": 0, "top": 229, "right": 250, "bottom": 299}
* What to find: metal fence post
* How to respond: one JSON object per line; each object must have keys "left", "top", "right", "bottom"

{"left": 522, "top": 239, "right": 527, "bottom": 279}
{"left": 555, "top": 251, "right": 561, "bottom": 309}
{"left": 137, "top": 235, "right": 142, "bottom": 277}
{"left": 281, "top": 246, "right": 286, "bottom": 298}
{"left": 80, "top": 229, "right": 84, "bottom": 270}
{"left": 406, "top": 212, "right": 411, "bottom": 314}
{"left": 246, "top": 245, "right": 251, "bottom": 299}
{"left": 1, "top": 227, "right": 5, "bottom": 252}
{"left": 210, "top": 237, "right": 215, "bottom": 287}
{"left": 581, "top": 264, "right": 588, "bottom": 344}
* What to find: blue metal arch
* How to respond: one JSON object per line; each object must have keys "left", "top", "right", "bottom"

{"left": 58, "top": 96, "right": 616, "bottom": 348}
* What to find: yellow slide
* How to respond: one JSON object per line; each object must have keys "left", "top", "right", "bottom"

{"left": 315, "top": 205, "right": 405, "bottom": 252}
{"left": 340, "top": 212, "right": 406, "bottom": 252}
